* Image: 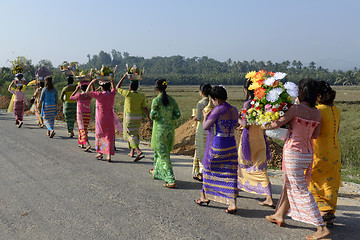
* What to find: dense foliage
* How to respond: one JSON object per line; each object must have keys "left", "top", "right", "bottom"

{"left": 1, "top": 50, "right": 360, "bottom": 95}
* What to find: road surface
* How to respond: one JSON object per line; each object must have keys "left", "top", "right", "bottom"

{"left": 0, "top": 111, "right": 359, "bottom": 239}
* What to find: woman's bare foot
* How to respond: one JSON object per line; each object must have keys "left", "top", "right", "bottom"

{"left": 128, "top": 149, "right": 135, "bottom": 157}
{"left": 84, "top": 145, "right": 91, "bottom": 152}
{"left": 259, "top": 195, "right": 275, "bottom": 208}
{"left": 306, "top": 226, "right": 330, "bottom": 239}
{"left": 265, "top": 215, "right": 285, "bottom": 227}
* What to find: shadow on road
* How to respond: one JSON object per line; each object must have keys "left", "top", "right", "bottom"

{"left": 174, "top": 180, "right": 203, "bottom": 190}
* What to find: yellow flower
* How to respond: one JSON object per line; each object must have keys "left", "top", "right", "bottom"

{"left": 245, "top": 71, "right": 257, "bottom": 79}
{"left": 248, "top": 81, "right": 261, "bottom": 90}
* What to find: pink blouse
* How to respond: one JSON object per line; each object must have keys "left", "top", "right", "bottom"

{"left": 70, "top": 92, "right": 92, "bottom": 113}
{"left": 267, "top": 103, "right": 321, "bottom": 153}
{"left": 8, "top": 88, "right": 28, "bottom": 105}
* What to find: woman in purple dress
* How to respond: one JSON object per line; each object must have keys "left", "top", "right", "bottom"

{"left": 195, "top": 86, "right": 239, "bottom": 214}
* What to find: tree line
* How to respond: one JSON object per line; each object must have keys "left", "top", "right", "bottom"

{"left": 1, "top": 50, "right": 359, "bottom": 95}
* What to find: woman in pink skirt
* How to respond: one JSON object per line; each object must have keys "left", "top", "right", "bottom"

{"left": 263, "top": 79, "right": 330, "bottom": 240}
{"left": 86, "top": 79, "right": 116, "bottom": 162}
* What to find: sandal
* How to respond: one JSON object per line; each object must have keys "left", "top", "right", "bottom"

{"left": 95, "top": 154, "right": 103, "bottom": 160}
{"left": 194, "top": 198, "right": 210, "bottom": 206}
{"left": 225, "top": 208, "right": 237, "bottom": 214}
{"left": 163, "top": 183, "right": 176, "bottom": 188}
{"left": 134, "top": 153, "right": 144, "bottom": 162}
{"left": 49, "top": 130, "right": 56, "bottom": 138}
{"left": 265, "top": 215, "right": 284, "bottom": 227}
{"left": 84, "top": 145, "right": 91, "bottom": 152}
{"left": 193, "top": 173, "right": 203, "bottom": 182}
{"left": 306, "top": 234, "right": 331, "bottom": 240}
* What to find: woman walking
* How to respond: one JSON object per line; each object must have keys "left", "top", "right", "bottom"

{"left": 60, "top": 75, "right": 77, "bottom": 137}
{"left": 263, "top": 79, "right": 330, "bottom": 240}
{"left": 308, "top": 81, "right": 341, "bottom": 226}
{"left": 238, "top": 79, "right": 274, "bottom": 207}
{"left": 8, "top": 80, "right": 28, "bottom": 127}
{"left": 86, "top": 79, "right": 116, "bottom": 162}
{"left": 70, "top": 82, "right": 93, "bottom": 151}
{"left": 116, "top": 73, "right": 150, "bottom": 161}
{"left": 40, "top": 76, "right": 58, "bottom": 138}
{"left": 192, "top": 83, "right": 212, "bottom": 181}
{"left": 33, "top": 80, "right": 45, "bottom": 127}
{"left": 195, "top": 86, "right": 239, "bottom": 214}
{"left": 149, "top": 79, "right": 181, "bottom": 188}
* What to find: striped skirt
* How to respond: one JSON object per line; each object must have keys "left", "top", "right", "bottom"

{"left": 78, "top": 112, "right": 91, "bottom": 145}
{"left": 123, "top": 112, "right": 142, "bottom": 148}
{"left": 42, "top": 104, "right": 57, "bottom": 131}
{"left": 202, "top": 136, "right": 238, "bottom": 205}
{"left": 63, "top": 102, "right": 77, "bottom": 132}
{"left": 14, "top": 100, "right": 24, "bottom": 122}
{"left": 281, "top": 149, "right": 324, "bottom": 226}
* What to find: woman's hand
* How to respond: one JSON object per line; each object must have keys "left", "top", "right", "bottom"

{"left": 261, "top": 123, "right": 272, "bottom": 130}
{"left": 203, "top": 111, "right": 211, "bottom": 121}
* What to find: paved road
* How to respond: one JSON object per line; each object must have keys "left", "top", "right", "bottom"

{"left": 0, "top": 111, "right": 359, "bottom": 240}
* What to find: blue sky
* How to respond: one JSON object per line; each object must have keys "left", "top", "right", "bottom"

{"left": 0, "top": 0, "right": 359, "bottom": 70}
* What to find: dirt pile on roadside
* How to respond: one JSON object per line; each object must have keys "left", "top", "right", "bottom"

{"left": 0, "top": 96, "right": 11, "bottom": 109}
{"left": 172, "top": 119, "right": 283, "bottom": 169}
{"left": 172, "top": 119, "right": 197, "bottom": 155}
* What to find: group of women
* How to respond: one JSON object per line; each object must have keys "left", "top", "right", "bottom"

{"left": 192, "top": 79, "right": 340, "bottom": 240}
{"left": 8, "top": 72, "right": 340, "bottom": 239}
{"left": 23, "top": 74, "right": 181, "bottom": 185}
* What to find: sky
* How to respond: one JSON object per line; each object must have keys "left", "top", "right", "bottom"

{"left": 0, "top": 0, "right": 359, "bottom": 71}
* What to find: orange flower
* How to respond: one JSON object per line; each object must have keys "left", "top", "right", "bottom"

{"left": 254, "top": 87, "right": 266, "bottom": 99}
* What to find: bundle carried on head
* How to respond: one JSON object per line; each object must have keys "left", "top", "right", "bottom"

{"left": 35, "top": 66, "right": 51, "bottom": 80}
{"left": 60, "top": 61, "right": 79, "bottom": 76}
{"left": 126, "top": 64, "right": 144, "bottom": 81}
{"left": 9, "top": 56, "right": 28, "bottom": 74}
{"left": 74, "top": 69, "right": 95, "bottom": 82}
{"left": 96, "top": 65, "right": 115, "bottom": 82}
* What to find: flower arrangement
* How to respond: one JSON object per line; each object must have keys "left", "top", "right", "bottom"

{"left": 95, "top": 65, "right": 116, "bottom": 81}
{"left": 242, "top": 70, "right": 298, "bottom": 126}
{"left": 74, "top": 69, "right": 95, "bottom": 81}
{"left": 126, "top": 64, "right": 144, "bottom": 81}
{"left": 59, "top": 61, "right": 78, "bottom": 71}
{"left": 9, "top": 56, "right": 28, "bottom": 74}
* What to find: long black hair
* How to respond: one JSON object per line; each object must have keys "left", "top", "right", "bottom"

{"left": 155, "top": 79, "right": 169, "bottom": 106}
{"left": 200, "top": 83, "right": 212, "bottom": 97}
{"left": 318, "top": 81, "right": 336, "bottom": 105}
{"left": 244, "top": 79, "right": 254, "bottom": 101}
{"left": 45, "top": 76, "right": 55, "bottom": 90}
{"left": 298, "top": 78, "right": 318, "bottom": 108}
